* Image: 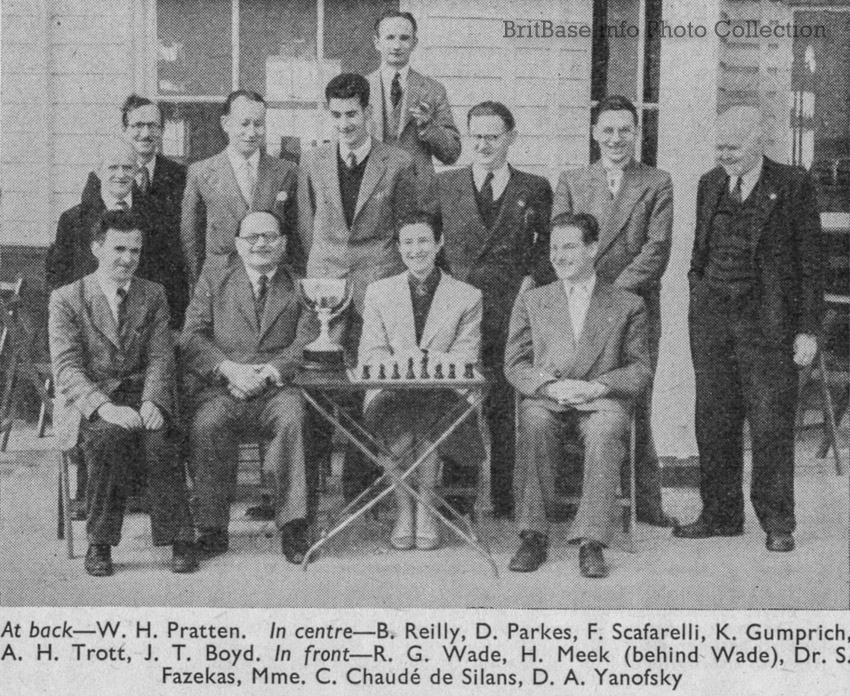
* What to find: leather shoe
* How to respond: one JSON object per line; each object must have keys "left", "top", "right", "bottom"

{"left": 579, "top": 541, "right": 607, "bottom": 578}
{"left": 280, "top": 519, "right": 309, "bottom": 565}
{"left": 509, "top": 531, "right": 548, "bottom": 572}
{"left": 84, "top": 544, "right": 113, "bottom": 577}
{"left": 245, "top": 498, "right": 275, "bottom": 521}
{"left": 672, "top": 517, "right": 743, "bottom": 539}
{"left": 766, "top": 532, "right": 795, "bottom": 552}
{"left": 171, "top": 541, "right": 199, "bottom": 573}
{"left": 197, "top": 528, "right": 229, "bottom": 557}
{"left": 638, "top": 512, "right": 679, "bottom": 528}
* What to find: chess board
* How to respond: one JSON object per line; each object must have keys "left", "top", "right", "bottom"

{"left": 347, "top": 361, "right": 486, "bottom": 388}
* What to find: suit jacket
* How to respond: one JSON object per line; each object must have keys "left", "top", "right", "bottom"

{"left": 358, "top": 270, "right": 482, "bottom": 367}
{"left": 689, "top": 157, "right": 824, "bottom": 340}
{"left": 434, "top": 165, "right": 553, "bottom": 360}
{"left": 504, "top": 279, "right": 651, "bottom": 413}
{"left": 180, "top": 260, "right": 318, "bottom": 403}
{"left": 54, "top": 155, "right": 191, "bottom": 327}
{"left": 49, "top": 274, "right": 175, "bottom": 444}
{"left": 551, "top": 159, "right": 673, "bottom": 295}
{"left": 367, "top": 68, "right": 461, "bottom": 204}
{"left": 298, "top": 140, "right": 417, "bottom": 312}
{"left": 181, "top": 151, "right": 300, "bottom": 283}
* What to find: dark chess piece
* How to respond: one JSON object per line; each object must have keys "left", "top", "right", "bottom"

{"left": 420, "top": 356, "right": 429, "bottom": 379}
{"left": 434, "top": 363, "right": 444, "bottom": 379}
{"left": 392, "top": 362, "right": 401, "bottom": 379}
{"left": 378, "top": 364, "right": 387, "bottom": 380}
{"left": 406, "top": 356, "right": 416, "bottom": 380}
{"left": 448, "top": 363, "right": 457, "bottom": 379}
{"left": 464, "top": 363, "right": 475, "bottom": 379}
{"left": 362, "top": 364, "right": 371, "bottom": 380}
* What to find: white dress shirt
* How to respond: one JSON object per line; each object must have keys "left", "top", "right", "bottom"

{"left": 96, "top": 274, "right": 132, "bottom": 322}
{"left": 227, "top": 147, "right": 260, "bottom": 204}
{"left": 563, "top": 274, "right": 596, "bottom": 340}
{"left": 604, "top": 165, "right": 624, "bottom": 198}
{"left": 244, "top": 265, "right": 277, "bottom": 299}
{"left": 381, "top": 63, "right": 410, "bottom": 114}
{"left": 339, "top": 135, "right": 373, "bottom": 168}
{"left": 101, "top": 190, "right": 133, "bottom": 210}
{"left": 472, "top": 162, "right": 511, "bottom": 201}
{"left": 730, "top": 155, "right": 764, "bottom": 201}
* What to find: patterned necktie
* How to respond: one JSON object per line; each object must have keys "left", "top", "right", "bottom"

{"left": 240, "top": 158, "right": 256, "bottom": 203}
{"left": 480, "top": 172, "right": 494, "bottom": 207}
{"left": 137, "top": 165, "right": 150, "bottom": 194}
{"left": 116, "top": 287, "right": 129, "bottom": 334}
{"left": 730, "top": 176, "right": 743, "bottom": 203}
{"left": 390, "top": 71, "right": 402, "bottom": 108}
{"left": 255, "top": 274, "right": 268, "bottom": 324}
{"left": 347, "top": 152, "right": 357, "bottom": 170}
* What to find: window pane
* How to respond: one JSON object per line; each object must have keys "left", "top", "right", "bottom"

{"left": 160, "top": 102, "right": 228, "bottom": 164}
{"left": 158, "top": 0, "right": 231, "bottom": 96}
{"left": 643, "top": 0, "right": 661, "bottom": 103}
{"left": 324, "top": 0, "right": 398, "bottom": 75}
{"left": 239, "top": 0, "right": 317, "bottom": 97}
{"left": 604, "top": 0, "right": 640, "bottom": 102}
{"left": 641, "top": 108, "right": 658, "bottom": 167}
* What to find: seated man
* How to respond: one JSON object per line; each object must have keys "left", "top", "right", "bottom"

{"left": 505, "top": 213, "right": 651, "bottom": 578}
{"left": 48, "top": 210, "right": 197, "bottom": 577}
{"left": 358, "top": 211, "right": 484, "bottom": 550}
{"left": 181, "top": 210, "right": 317, "bottom": 564}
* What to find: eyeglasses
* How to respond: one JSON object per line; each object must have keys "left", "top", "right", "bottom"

{"left": 128, "top": 121, "right": 162, "bottom": 131}
{"left": 237, "top": 233, "right": 282, "bottom": 245}
{"left": 469, "top": 132, "right": 508, "bottom": 144}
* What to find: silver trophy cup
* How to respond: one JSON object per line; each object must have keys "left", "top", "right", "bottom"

{"left": 298, "top": 278, "right": 353, "bottom": 370}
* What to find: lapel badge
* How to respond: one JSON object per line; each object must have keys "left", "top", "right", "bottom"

{"left": 517, "top": 198, "right": 526, "bottom": 208}
{"left": 768, "top": 192, "right": 777, "bottom": 200}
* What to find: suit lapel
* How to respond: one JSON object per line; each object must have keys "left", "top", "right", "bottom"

{"left": 354, "top": 144, "right": 388, "bottom": 220}
{"left": 571, "top": 283, "right": 615, "bottom": 379}
{"left": 368, "top": 71, "right": 386, "bottom": 141}
{"left": 214, "top": 151, "right": 250, "bottom": 216}
{"left": 318, "top": 145, "right": 344, "bottom": 222}
{"left": 596, "top": 161, "right": 643, "bottom": 260}
{"left": 398, "top": 70, "right": 424, "bottom": 139}
{"left": 233, "top": 265, "right": 260, "bottom": 335}
{"left": 476, "top": 167, "right": 522, "bottom": 263}
{"left": 389, "top": 274, "right": 417, "bottom": 349}
{"left": 252, "top": 154, "right": 273, "bottom": 209}
{"left": 698, "top": 169, "right": 726, "bottom": 255}
{"left": 118, "top": 279, "right": 149, "bottom": 349}
{"left": 83, "top": 276, "right": 121, "bottom": 349}
{"left": 258, "top": 267, "right": 292, "bottom": 342}
{"left": 750, "top": 159, "right": 779, "bottom": 255}
{"left": 456, "top": 169, "right": 488, "bottom": 245}
{"left": 542, "top": 282, "right": 576, "bottom": 350}
{"left": 419, "top": 274, "right": 451, "bottom": 348}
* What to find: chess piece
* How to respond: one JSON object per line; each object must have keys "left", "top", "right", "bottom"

{"left": 392, "top": 362, "right": 401, "bottom": 380}
{"left": 434, "top": 363, "right": 444, "bottom": 379}
{"left": 448, "top": 363, "right": 457, "bottom": 379}
{"left": 420, "top": 355, "right": 429, "bottom": 380}
{"left": 406, "top": 356, "right": 416, "bottom": 380}
{"left": 464, "top": 363, "right": 475, "bottom": 379}
{"left": 378, "top": 364, "right": 387, "bottom": 380}
{"left": 362, "top": 364, "right": 371, "bottom": 380}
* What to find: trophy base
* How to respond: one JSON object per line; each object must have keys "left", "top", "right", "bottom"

{"left": 303, "top": 348, "right": 346, "bottom": 372}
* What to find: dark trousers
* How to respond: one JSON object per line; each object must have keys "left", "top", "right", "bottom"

{"left": 689, "top": 283, "right": 797, "bottom": 533}
{"left": 485, "top": 369, "right": 516, "bottom": 514}
{"left": 82, "top": 400, "right": 192, "bottom": 547}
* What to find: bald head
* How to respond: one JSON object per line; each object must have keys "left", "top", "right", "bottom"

{"left": 99, "top": 137, "right": 137, "bottom": 200}
{"left": 716, "top": 106, "right": 764, "bottom": 178}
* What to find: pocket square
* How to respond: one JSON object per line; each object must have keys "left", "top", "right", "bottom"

{"left": 276, "top": 191, "right": 288, "bottom": 203}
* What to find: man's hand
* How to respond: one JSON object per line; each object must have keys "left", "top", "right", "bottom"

{"left": 255, "top": 364, "right": 282, "bottom": 387}
{"left": 139, "top": 401, "right": 165, "bottom": 431}
{"left": 793, "top": 334, "right": 817, "bottom": 367}
{"left": 97, "top": 403, "right": 143, "bottom": 431}
{"left": 410, "top": 100, "right": 434, "bottom": 128}
{"left": 545, "top": 379, "right": 608, "bottom": 405}
{"left": 219, "top": 360, "right": 269, "bottom": 398}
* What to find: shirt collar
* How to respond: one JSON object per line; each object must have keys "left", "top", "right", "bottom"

{"left": 472, "top": 162, "right": 510, "bottom": 190}
{"left": 227, "top": 146, "right": 260, "bottom": 173}
{"left": 600, "top": 156, "right": 634, "bottom": 174}
{"left": 101, "top": 190, "right": 132, "bottom": 210}
{"left": 140, "top": 156, "right": 155, "bottom": 180}
{"left": 243, "top": 264, "right": 278, "bottom": 289}
{"left": 96, "top": 272, "right": 132, "bottom": 300}
{"left": 735, "top": 155, "right": 764, "bottom": 191}
{"left": 563, "top": 273, "right": 596, "bottom": 298}
{"left": 382, "top": 64, "right": 410, "bottom": 87}
{"left": 408, "top": 266, "right": 441, "bottom": 292}
{"left": 339, "top": 135, "right": 372, "bottom": 165}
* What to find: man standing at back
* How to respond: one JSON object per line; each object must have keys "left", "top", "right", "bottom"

{"left": 181, "top": 90, "right": 301, "bottom": 283}
{"left": 551, "top": 95, "right": 674, "bottom": 527}
{"left": 367, "top": 10, "right": 461, "bottom": 206}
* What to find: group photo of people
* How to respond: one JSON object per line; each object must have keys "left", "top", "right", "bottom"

{"left": 2, "top": 1, "right": 847, "bottom": 609}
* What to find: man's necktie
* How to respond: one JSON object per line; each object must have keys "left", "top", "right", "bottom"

{"left": 116, "top": 287, "right": 128, "bottom": 335}
{"left": 479, "top": 172, "right": 495, "bottom": 227}
{"left": 607, "top": 172, "right": 619, "bottom": 199}
{"left": 390, "top": 71, "right": 402, "bottom": 108}
{"left": 115, "top": 199, "right": 129, "bottom": 211}
{"left": 255, "top": 274, "right": 268, "bottom": 324}
{"left": 347, "top": 152, "right": 357, "bottom": 170}
{"left": 243, "top": 160, "right": 256, "bottom": 203}
{"left": 730, "top": 176, "right": 743, "bottom": 203}
{"left": 137, "top": 165, "right": 150, "bottom": 194}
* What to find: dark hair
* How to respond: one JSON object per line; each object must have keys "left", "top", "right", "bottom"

{"left": 235, "top": 209, "right": 284, "bottom": 238}
{"left": 121, "top": 94, "right": 164, "bottom": 129}
{"left": 467, "top": 101, "right": 515, "bottom": 132}
{"left": 374, "top": 10, "right": 417, "bottom": 37}
{"left": 222, "top": 89, "right": 266, "bottom": 117}
{"left": 550, "top": 212, "right": 599, "bottom": 245}
{"left": 94, "top": 210, "right": 144, "bottom": 245}
{"left": 325, "top": 73, "right": 370, "bottom": 108}
{"left": 594, "top": 94, "right": 638, "bottom": 126}
{"left": 395, "top": 210, "right": 442, "bottom": 243}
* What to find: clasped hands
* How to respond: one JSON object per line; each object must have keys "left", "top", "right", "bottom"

{"left": 97, "top": 400, "right": 164, "bottom": 431}
{"left": 543, "top": 379, "right": 609, "bottom": 406}
{"left": 218, "top": 360, "right": 280, "bottom": 400}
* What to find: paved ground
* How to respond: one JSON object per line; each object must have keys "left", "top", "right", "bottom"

{"left": 1, "top": 423, "right": 847, "bottom": 609}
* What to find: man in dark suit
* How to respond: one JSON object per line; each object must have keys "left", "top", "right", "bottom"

{"left": 674, "top": 106, "right": 824, "bottom": 553}
{"left": 505, "top": 213, "right": 650, "bottom": 577}
{"left": 181, "top": 90, "right": 301, "bottom": 283}
{"left": 181, "top": 211, "right": 318, "bottom": 563}
{"left": 551, "top": 95, "right": 674, "bottom": 527}
{"left": 48, "top": 210, "right": 197, "bottom": 577}
{"left": 49, "top": 96, "right": 190, "bottom": 329}
{"left": 367, "top": 10, "right": 461, "bottom": 205}
{"left": 434, "top": 101, "right": 552, "bottom": 518}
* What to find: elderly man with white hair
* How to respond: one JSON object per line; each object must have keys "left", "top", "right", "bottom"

{"left": 674, "top": 106, "right": 824, "bottom": 553}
